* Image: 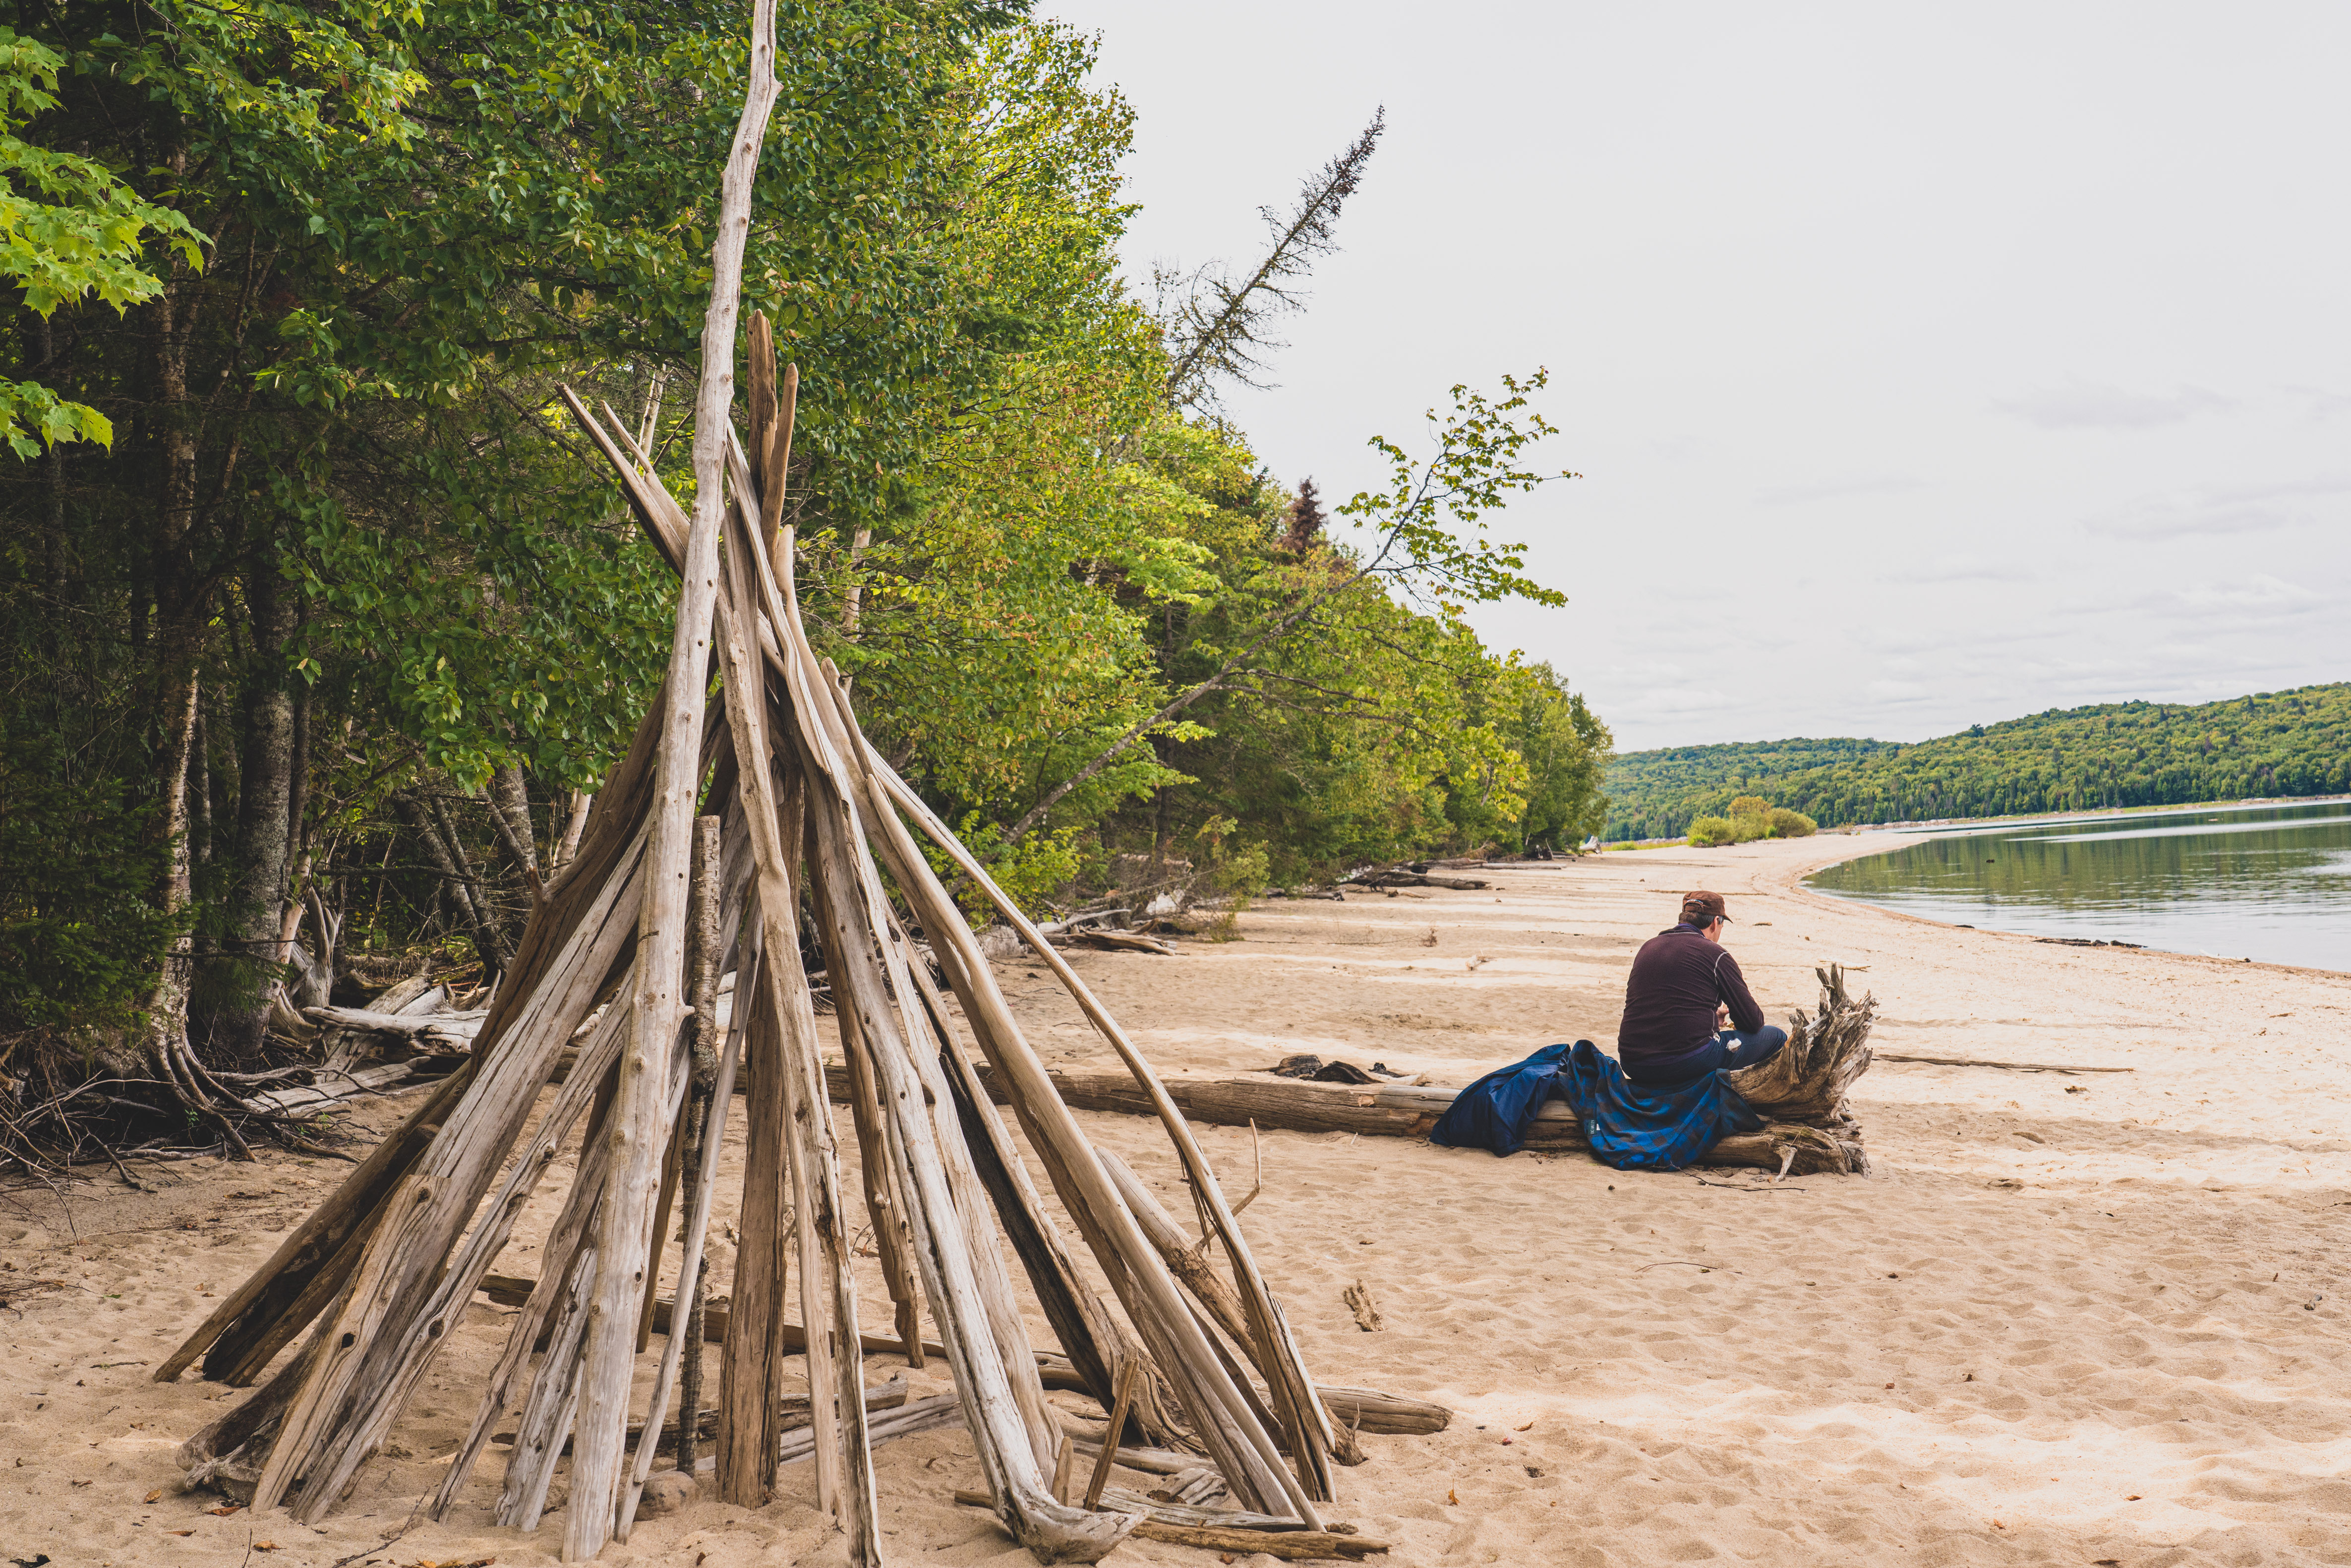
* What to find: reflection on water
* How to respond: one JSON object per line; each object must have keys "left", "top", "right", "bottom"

{"left": 1806, "top": 799, "right": 2351, "bottom": 971}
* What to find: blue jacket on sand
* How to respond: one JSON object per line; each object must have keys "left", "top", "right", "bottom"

{"left": 1428, "top": 1041, "right": 1762, "bottom": 1170}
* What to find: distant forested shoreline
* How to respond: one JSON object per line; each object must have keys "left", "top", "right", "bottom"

{"left": 1602, "top": 684, "right": 2351, "bottom": 840}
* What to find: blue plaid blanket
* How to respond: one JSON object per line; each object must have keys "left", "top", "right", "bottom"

{"left": 1428, "top": 1041, "right": 1762, "bottom": 1170}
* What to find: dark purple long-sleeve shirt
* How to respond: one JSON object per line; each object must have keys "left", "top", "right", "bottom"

{"left": 1616, "top": 923, "right": 1764, "bottom": 1075}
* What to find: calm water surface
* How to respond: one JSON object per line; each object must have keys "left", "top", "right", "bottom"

{"left": 1805, "top": 799, "right": 2351, "bottom": 972}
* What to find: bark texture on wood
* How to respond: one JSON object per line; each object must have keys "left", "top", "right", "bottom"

{"left": 716, "top": 939, "right": 794, "bottom": 1506}
{"left": 1721, "top": 964, "right": 1875, "bottom": 1174}
{"left": 951, "top": 1494, "right": 1390, "bottom": 1562}
{"left": 133, "top": 669, "right": 201, "bottom": 1086}
{"left": 829, "top": 992, "right": 926, "bottom": 1366}
{"left": 492, "top": 762, "right": 542, "bottom": 886}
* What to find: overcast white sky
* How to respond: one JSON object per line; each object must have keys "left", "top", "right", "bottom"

{"left": 1042, "top": 1, "right": 2351, "bottom": 752}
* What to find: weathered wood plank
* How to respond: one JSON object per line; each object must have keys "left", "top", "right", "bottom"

{"left": 951, "top": 1493, "right": 1391, "bottom": 1561}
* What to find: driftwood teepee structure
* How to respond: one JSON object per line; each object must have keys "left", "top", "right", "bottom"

{"left": 156, "top": 10, "right": 1369, "bottom": 1560}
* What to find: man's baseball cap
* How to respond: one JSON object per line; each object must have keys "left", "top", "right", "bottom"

{"left": 1680, "top": 890, "right": 1729, "bottom": 926}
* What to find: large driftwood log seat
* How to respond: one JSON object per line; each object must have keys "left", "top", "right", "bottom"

{"left": 873, "top": 964, "right": 1879, "bottom": 1177}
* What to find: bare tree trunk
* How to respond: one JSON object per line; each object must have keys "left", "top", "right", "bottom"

{"left": 134, "top": 671, "right": 202, "bottom": 1078}
{"left": 396, "top": 792, "right": 510, "bottom": 977}
{"left": 218, "top": 557, "right": 297, "bottom": 1055}
{"left": 287, "top": 646, "right": 309, "bottom": 893}
{"left": 190, "top": 694, "right": 212, "bottom": 867}
{"left": 841, "top": 525, "right": 872, "bottom": 632}
{"left": 428, "top": 794, "right": 503, "bottom": 952}
{"left": 550, "top": 790, "right": 593, "bottom": 881}
{"left": 132, "top": 164, "right": 210, "bottom": 1087}
{"left": 274, "top": 659, "right": 312, "bottom": 970}
{"left": 672, "top": 815, "right": 724, "bottom": 1477}
{"left": 490, "top": 761, "right": 541, "bottom": 889}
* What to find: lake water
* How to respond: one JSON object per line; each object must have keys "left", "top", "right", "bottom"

{"left": 1804, "top": 799, "right": 2351, "bottom": 972}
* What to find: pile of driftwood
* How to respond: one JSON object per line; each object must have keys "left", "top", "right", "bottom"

{"left": 1344, "top": 866, "right": 1491, "bottom": 891}
{"left": 154, "top": 15, "right": 1403, "bottom": 1561}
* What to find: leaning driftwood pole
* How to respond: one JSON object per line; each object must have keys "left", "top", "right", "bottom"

{"left": 614, "top": 817, "right": 736, "bottom": 1534}
{"left": 568, "top": 1, "right": 780, "bottom": 1548}
{"left": 669, "top": 815, "right": 725, "bottom": 1477}
{"left": 709, "top": 521, "right": 874, "bottom": 1541}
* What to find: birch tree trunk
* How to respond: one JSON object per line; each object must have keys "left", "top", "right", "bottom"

{"left": 220, "top": 555, "right": 298, "bottom": 1056}
{"left": 129, "top": 152, "right": 208, "bottom": 1088}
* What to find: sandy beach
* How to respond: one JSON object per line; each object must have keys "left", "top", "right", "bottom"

{"left": 5, "top": 833, "right": 2348, "bottom": 1568}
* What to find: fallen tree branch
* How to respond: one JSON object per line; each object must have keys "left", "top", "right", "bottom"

{"left": 930, "top": 1061, "right": 1826, "bottom": 1172}
{"left": 1876, "top": 1053, "right": 2131, "bottom": 1073}
{"left": 299, "top": 1006, "right": 487, "bottom": 1038}
{"left": 952, "top": 1493, "right": 1390, "bottom": 1561}
{"left": 1344, "top": 868, "right": 1489, "bottom": 891}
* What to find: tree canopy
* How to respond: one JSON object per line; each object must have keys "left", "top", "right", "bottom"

{"left": 0, "top": 0, "right": 1607, "bottom": 1068}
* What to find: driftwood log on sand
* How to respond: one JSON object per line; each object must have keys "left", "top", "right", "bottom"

{"left": 922, "top": 964, "right": 1881, "bottom": 1177}
{"left": 929, "top": 1063, "right": 1848, "bottom": 1174}
{"left": 1346, "top": 868, "right": 1490, "bottom": 891}
{"left": 953, "top": 1494, "right": 1391, "bottom": 1561}
{"left": 300, "top": 1004, "right": 488, "bottom": 1040}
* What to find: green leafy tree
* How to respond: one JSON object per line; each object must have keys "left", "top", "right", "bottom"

{"left": 1500, "top": 662, "right": 1612, "bottom": 851}
{"left": 0, "top": 26, "right": 205, "bottom": 456}
{"left": 996, "top": 370, "right": 1573, "bottom": 847}
{"left": 1685, "top": 815, "right": 1735, "bottom": 848}
{"left": 0, "top": 0, "right": 1621, "bottom": 1168}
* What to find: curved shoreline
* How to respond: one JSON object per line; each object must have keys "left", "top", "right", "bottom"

{"left": 1762, "top": 830, "right": 2351, "bottom": 983}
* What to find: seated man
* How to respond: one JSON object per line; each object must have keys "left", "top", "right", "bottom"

{"left": 1616, "top": 890, "right": 1786, "bottom": 1090}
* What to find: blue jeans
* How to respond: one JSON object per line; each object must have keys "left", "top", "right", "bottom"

{"left": 1628, "top": 1026, "right": 1787, "bottom": 1091}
